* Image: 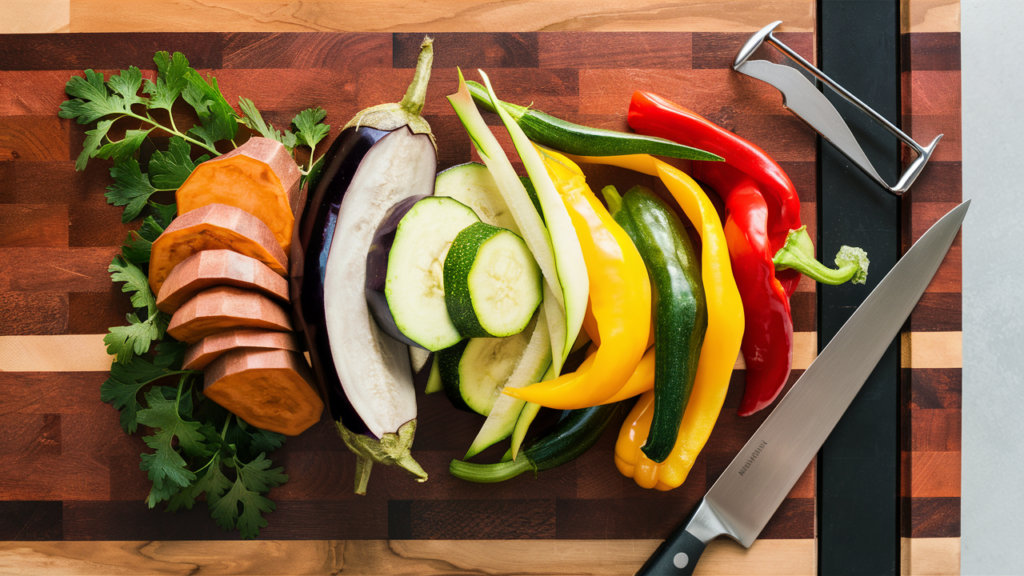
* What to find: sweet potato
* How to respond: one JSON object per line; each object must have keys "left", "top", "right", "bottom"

{"left": 183, "top": 329, "right": 300, "bottom": 370}
{"left": 176, "top": 137, "right": 301, "bottom": 253}
{"left": 167, "top": 286, "right": 293, "bottom": 344}
{"left": 156, "top": 249, "right": 289, "bottom": 314}
{"left": 148, "top": 203, "right": 288, "bottom": 296}
{"left": 204, "top": 348, "right": 323, "bottom": 436}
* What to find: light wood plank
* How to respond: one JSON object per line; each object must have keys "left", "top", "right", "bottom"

{"left": 902, "top": 331, "right": 963, "bottom": 369}
{"left": 0, "top": 0, "right": 70, "bottom": 33}
{"left": 65, "top": 0, "right": 815, "bottom": 33}
{"left": 903, "top": 0, "right": 961, "bottom": 34}
{"left": 0, "top": 334, "right": 111, "bottom": 372}
{"left": 0, "top": 539, "right": 815, "bottom": 576}
{"left": 901, "top": 537, "right": 960, "bottom": 576}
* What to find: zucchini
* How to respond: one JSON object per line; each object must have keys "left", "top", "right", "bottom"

{"left": 446, "top": 70, "right": 568, "bottom": 364}
{"left": 465, "top": 80, "right": 723, "bottom": 161}
{"left": 424, "top": 354, "right": 442, "bottom": 394}
{"left": 449, "top": 401, "right": 629, "bottom": 483}
{"left": 435, "top": 163, "right": 542, "bottom": 233}
{"left": 603, "top": 185, "right": 708, "bottom": 463}
{"left": 438, "top": 314, "right": 539, "bottom": 416}
{"left": 378, "top": 196, "right": 480, "bottom": 351}
{"left": 478, "top": 71, "right": 589, "bottom": 375}
{"left": 444, "top": 222, "right": 542, "bottom": 339}
{"left": 465, "top": 310, "right": 552, "bottom": 458}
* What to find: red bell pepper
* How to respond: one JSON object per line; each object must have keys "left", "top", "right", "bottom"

{"left": 628, "top": 90, "right": 869, "bottom": 415}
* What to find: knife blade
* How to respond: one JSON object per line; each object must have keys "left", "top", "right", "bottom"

{"left": 636, "top": 200, "right": 970, "bottom": 575}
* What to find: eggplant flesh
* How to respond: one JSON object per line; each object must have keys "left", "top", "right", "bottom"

{"left": 293, "top": 125, "right": 436, "bottom": 439}
{"left": 365, "top": 194, "right": 431, "bottom": 349}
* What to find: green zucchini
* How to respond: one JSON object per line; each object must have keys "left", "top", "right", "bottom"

{"left": 444, "top": 222, "right": 542, "bottom": 339}
{"left": 449, "top": 401, "right": 629, "bottom": 483}
{"left": 424, "top": 354, "right": 442, "bottom": 394}
{"left": 603, "top": 185, "right": 708, "bottom": 463}
{"left": 466, "top": 80, "right": 723, "bottom": 162}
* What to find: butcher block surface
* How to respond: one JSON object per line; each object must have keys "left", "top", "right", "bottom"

{"left": 0, "top": 1, "right": 961, "bottom": 574}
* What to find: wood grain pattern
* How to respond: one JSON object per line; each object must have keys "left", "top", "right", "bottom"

{"left": 0, "top": 538, "right": 816, "bottom": 575}
{"left": 61, "top": 1, "right": 816, "bottom": 34}
{"left": 901, "top": 537, "right": 960, "bottom": 576}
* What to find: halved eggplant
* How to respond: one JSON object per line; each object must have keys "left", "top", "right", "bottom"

{"left": 292, "top": 37, "right": 437, "bottom": 494}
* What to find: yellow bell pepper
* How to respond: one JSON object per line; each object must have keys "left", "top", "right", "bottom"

{"left": 503, "top": 148, "right": 651, "bottom": 410}
{"left": 572, "top": 153, "right": 745, "bottom": 490}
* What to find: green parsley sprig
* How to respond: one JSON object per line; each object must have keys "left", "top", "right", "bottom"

{"left": 67, "top": 50, "right": 330, "bottom": 539}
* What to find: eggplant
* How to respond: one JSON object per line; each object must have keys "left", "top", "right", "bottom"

{"left": 291, "top": 37, "right": 437, "bottom": 494}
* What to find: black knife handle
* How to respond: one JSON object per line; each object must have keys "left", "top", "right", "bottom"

{"left": 635, "top": 499, "right": 719, "bottom": 576}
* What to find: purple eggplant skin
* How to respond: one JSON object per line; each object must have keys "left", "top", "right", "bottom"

{"left": 365, "top": 194, "right": 431, "bottom": 349}
{"left": 291, "top": 125, "right": 392, "bottom": 435}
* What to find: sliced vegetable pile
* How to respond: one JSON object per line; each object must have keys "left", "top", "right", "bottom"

{"left": 73, "top": 39, "right": 875, "bottom": 538}
{"left": 64, "top": 50, "right": 331, "bottom": 538}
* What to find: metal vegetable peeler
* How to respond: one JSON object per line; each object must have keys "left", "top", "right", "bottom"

{"left": 733, "top": 21, "right": 941, "bottom": 195}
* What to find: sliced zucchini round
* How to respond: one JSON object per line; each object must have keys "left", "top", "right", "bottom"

{"left": 384, "top": 196, "right": 480, "bottom": 351}
{"left": 444, "top": 222, "right": 542, "bottom": 339}
{"left": 438, "top": 323, "right": 535, "bottom": 416}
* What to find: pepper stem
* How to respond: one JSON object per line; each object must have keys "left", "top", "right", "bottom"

{"left": 601, "top": 185, "right": 624, "bottom": 216}
{"left": 449, "top": 455, "right": 536, "bottom": 483}
{"left": 773, "top": 226, "right": 870, "bottom": 285}
{"left": 399, "top": 37, "right": 434, "bottom": 118}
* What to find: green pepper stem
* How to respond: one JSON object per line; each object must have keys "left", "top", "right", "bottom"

{"left": 449, "top": 455, "right": 535, "bottom": 483}
{"left": 601, "top": 185, "right": 624, "bottom": 216}
{"left": 773, "top": 226, "right": 870, "bottom": 285}
{"left": 399, "top": 37, "right": 434, "bottom": 117}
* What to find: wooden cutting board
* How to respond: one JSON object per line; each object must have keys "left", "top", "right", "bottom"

{"left": 0, "top": 2, "right": 961, "bottom": 573}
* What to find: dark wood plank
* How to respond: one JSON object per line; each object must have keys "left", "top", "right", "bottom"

{"left": 901, "top": 32, "right": 961, "bottom": 71}
{"left": 906, "top": 409, "right": 961, "bottom": 452}
{"left": 67, "top": 288, "right": 135, "bottom": 334}
{"left": 221, "top": 32, "right": 390, "bottom": 70}
{"left": 692, "top": 32, "right": 812, "bottom": 69}
{"left": 0, "top": 293, "right": 68, "bottom": 335}
{"left": 0, "top": 247, "right": 118, "bottom": 292}
{"left": 0, "top": 70, "right": 75, "bottom": 117}
{"left": 539, "top": 32, "right": 692, "bottom": 69}
{"left": 907, "top": 161, "right": 961, "bottom": 202}
{"left": 904, "top": 497, "right": 960, "bottom": 538}
{"left": 903, "top": 368, "right": 961, "bottom": 410}
{"left": 0, "top": 33, "right": 224, "bottom": 71}
{"left": 406, "top": 499, "right": 555, "bottom": 539}
{"left": 0, "top": 502, "right": 63, "bottom": 541}
{"left": 0, "top": 205, "right": 68, "bottom": 247}
{"left": 394, "top": 33, "right": 539, "bottom": 69}
{"left": 909, "top": 292, "right": 961, "bottom": 332}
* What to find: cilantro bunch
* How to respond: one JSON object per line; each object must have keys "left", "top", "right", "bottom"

{"left": 63, "top": 51, "right": 332, "bottom": 539}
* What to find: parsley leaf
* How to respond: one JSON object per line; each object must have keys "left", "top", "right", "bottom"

{"left": 292, "top": 107, "right": 330, "bottom": 150}
{"left": 121, "top": 215, "right": 165, "bottom": 265}
{"left": 104, "top": 255, "right": 168, "bottom": 362}
{"left": 149, "top": 136, "right": 207, "bottom": 189}
{"left": 95, "top": 128, "right": 152, "bottom": 163}
{"left": 107, "top": 66, "right": 148, "bottom": 107}
{"left": 238, "top": 97, "right": 291, "bottom": 150}
{"left": 100, "top": 354, "right": 179, "bottom": 434}
{"left": 137, "top": 384, "right": 209, "bottom": 507}
{"left": 209, "top": 454, "right": 287, "bottom": 539}
{"left": 149, "top": 202, "right": 177, "bottom": 228}
{"left": 59, "top": 69, "right": 134, "bottom": 125}
{"left": 183, "top": 70, "right": 238, "bottom": 147}
{"left": 105, "top": 158, "right": 157, "bottom": 223}
{"left": 77, "top": 119, "right": 113, "bottom": 171}
{"left": 144, "top": 51, "right": 190, "bottom": 112}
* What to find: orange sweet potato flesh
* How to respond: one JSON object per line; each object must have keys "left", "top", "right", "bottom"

{"left": 204, "top": 348, "right": 323, "bottom": 436}
{"left": 183, "top": 329, "right": 300, "bottom": 371}
{"left": 167, "top": 285, "right": 293, "bottom": 344}
{"left": 156, "top": 249, "right": 289, "bottom": 314}
{"left": 148, "top": 203, "right": 288, "bottom": 296}
{"left": 176, "top": 137, "right": 301, "bottom": 253}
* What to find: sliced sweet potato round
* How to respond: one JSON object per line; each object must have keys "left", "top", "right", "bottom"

{"left": 167, "top": 286, "right": 293, "bottom": 344}
{"left": 148, "top": 203, "right": 288, "bottom": 296}
{"left": 183, "top": 329, "right": 300, "bottom": 371}
{"left": 176, "top": 137, "right": 301, "bottom": 253}
{"left": 204, "top": 348, "right": 323, "bottom": 436}
{"left": 156, "top": 249, "right": 289, "bottom": 314}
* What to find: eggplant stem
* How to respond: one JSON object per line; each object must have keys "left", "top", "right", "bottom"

{"left": 400, "top": 36, "right": 433, "bottom": 118}
{"left": 354, "top": 457, "right": 372, "bottom": 495}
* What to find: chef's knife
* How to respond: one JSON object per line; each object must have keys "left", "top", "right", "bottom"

{"left": 636, "top": 200, "right": 970, "bottom": 575}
